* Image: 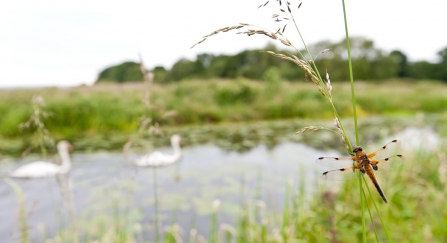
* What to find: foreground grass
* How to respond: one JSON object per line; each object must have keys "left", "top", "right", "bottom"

{"left": 1, "top": 79, "right": 447, "bottom": 151}
{"left": 230, "top": 148, "right": 447, "bottom": 243}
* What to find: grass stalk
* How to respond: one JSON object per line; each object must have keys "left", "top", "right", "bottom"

{"left": 338, "top": 1, "right": 371, "bottom": 242}
{"left": 362, "top": 176, "right": 393, "bottom": 243}
{"left": 237, "top": 173, "right": 248, "bottom": 243}
{"left": 281, "top": 181, "right": 291, "bottom": 241}
{"left": 255, "top": 166, "right": 262, "bottom": 222}
{"left": 189, "top": 208, "right": 197, "bottom": 243}
{"left": 357, "top": 171, "right": 367, "bottom": 242}
{"left": 341, "top": 0, "right": 359, "bottom": 144}
{"left": 4, "top": 178, "right": 29, "bottom": 243}
{"left": 153, "top": 167, "right": 160, "bottom": 242}
{"left": 361, "top": 184, "right": 380, "bottom": 243}
{"left": 210, "top": 199, "right": 220, "bottom": 243}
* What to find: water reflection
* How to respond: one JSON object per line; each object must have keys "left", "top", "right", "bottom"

{"left": 3, "top": 114, "right": 446, "bottom": 157}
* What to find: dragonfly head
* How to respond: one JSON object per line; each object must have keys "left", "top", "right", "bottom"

{"left": 353, "top": 146, "right": 363, "bottom": 153}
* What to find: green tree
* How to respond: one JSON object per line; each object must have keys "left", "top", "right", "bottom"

{"left": 390, "top": 50, "right": 409, "bottom": 77}
{"left": 152, "top": 66, "right": 168, "bottom": 83}
{"left": 437, "top": 47, "right": 447, "bottom": 81}
{"left": 312, "top": 37, "right": 399, "bottom": 81}
{"left": 438, "top": 46, "right": 447, "bottom": 64}
{"left": 96, "top": 62, "right": 143, "bottom": 83}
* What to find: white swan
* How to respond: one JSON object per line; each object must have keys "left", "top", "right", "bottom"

{"left": 135, "top": 134, "right": 183, "bottom": 167}
{"left": 10, "top": 141, "right": 73, "bottom": 178}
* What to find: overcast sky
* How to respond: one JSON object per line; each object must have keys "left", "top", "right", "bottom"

{"left": 0, "top": 0, "right": 446, "bottom": 88}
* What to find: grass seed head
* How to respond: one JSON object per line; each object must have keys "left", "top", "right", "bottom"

{"left": 295, "top": 126, "right": 325, "bottom": 134}
{"left": 326, "top": 71, "right": 332, "bottom": 96}
{"left": 191, "top": 25, "right": 245, "bottom": 49}
{"left": 334, "top": 117, "right": 350, "bottom": 152}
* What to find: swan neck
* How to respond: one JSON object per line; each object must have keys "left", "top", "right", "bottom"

{"left": 58, "top": 149, "right": 71, "bottom": 174}
{"left": 171, "top": 140, "right": 182, "bottom": 158}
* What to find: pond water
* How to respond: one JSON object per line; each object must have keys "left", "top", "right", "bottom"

{"left": 0, "top": 115, "right": 444, "bottom": 242}
{"left": 0, "top": 142, "right": 341, "bottom": 243}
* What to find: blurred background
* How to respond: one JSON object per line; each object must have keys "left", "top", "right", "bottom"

{"left": 0, "top": 0, "right": 446, "bottom": 242}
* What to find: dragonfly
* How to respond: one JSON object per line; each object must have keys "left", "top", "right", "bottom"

{"left": 316, "top": 140, "right": 404, "bottom": 203}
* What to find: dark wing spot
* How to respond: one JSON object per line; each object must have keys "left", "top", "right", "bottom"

{"left": 340, "top": 168, "right": 345, "bottom": 171}
{"left": 318, "top": 157, "right": 324, "bottom": 160}
{"left": 385, "top": 158, "right": 389, "bottom": 161}
{"left": 397, "top": 155, "right": 403, "bottom": 158}
{"left": 382, "top": 145, "right": 387, "bottom": 149}
{"left": 322, "top": 171, "right": 329, "bottom": 175}
{"left": 335, "top": 158, "right": 340, "bottom": 160}
{"left": 392, "top": 139, "right": 397, "bottom": 142}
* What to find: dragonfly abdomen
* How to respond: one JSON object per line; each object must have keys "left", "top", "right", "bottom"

{"left": 365, "top": 165, "right": 388, "bottom": 203}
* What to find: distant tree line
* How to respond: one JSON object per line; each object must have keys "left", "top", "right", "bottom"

{"left": 96, "top": 37, "right": 447, "bottom": 83}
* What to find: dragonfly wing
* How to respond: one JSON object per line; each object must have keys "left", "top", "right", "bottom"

{"left": 315, "top": 156, "right": 356, "bottom": 168}
{"left": 370, "top": 154, "right": 404, "bottom": 173}
{"left": 367, "top": 140, "right": 402, "bottom": 159}
{"left": 320, "top": 167, "right": 358, "bottom": 181}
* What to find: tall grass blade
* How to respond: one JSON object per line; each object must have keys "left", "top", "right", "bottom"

{"left": 341, "top": 0, "right": 359, "bottom": 145}
{"left": 281, "top": 180, "right": 291, "bottom": 241}
{"left": 339, "top": 1, "right": 369, "bottom": 242}
{"left": 4, "top": 178, "right": 29, "bottom": 243}
{"left": 357, "top": 172, "right": 367, "bottom": 242}
{"left": 362, "top": 185, "right": 380, "bottom": 243}
{"left": 210, "top": 199, "right": 220, "bottom": 243}
{"left": 363, "top": 176, "right": 393, "bottom": 243}
{"left": 153, "top": 167, "right": 160, "bottom": 242}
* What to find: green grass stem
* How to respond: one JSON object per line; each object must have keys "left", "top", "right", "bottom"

{"left": 281, "top": 181, "right": 291, "bottom": 241}
{"left": 153, "top": 168, "right": 160, "bottom": 242}
{"left": 357, "top": 172, "right": 367, "bottom": 243}
{"left": 4, "top": 178, "right": 29, "bottom": 243}
{"left": 341, "top": 0, "right": 359, "bottom": 145}
{"left": 362, "top": 176, "right": 393, "bottom": 243}
{"left": 339, "top": 1, "right": 371, "bottom": 242}
{"left": 362, "top": 183, "right": 380, "bottom": 243}
{"left": 209, "top": 199, "right": 219, "bottom": 243}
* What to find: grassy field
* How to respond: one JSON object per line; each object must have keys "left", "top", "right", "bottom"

{"left": 1, "top": 78, "right": 447, "bottom": 141}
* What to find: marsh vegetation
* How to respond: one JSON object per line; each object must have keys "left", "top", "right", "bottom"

{"left": 1, "top": 79, "right": 447, "bottom": 156}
